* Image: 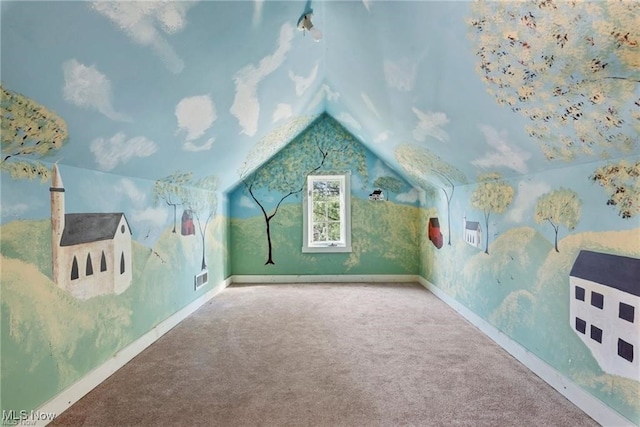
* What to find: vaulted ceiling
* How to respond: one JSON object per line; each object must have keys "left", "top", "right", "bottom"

{"left": 2, "top": 1, "right": 638, "bottom": 192}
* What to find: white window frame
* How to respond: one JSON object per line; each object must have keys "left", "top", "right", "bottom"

{"left": 302, "top": 172, "right": 352, "bottom": 253}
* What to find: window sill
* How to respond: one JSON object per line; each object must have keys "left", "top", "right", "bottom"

{"left": 302, "top": 245, "right": 352, "bottom": 253}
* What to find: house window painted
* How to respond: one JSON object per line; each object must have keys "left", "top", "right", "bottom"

{"left": 590, "top": 325, "right": 603, "bottom": 343}
{"left": 618, "top": 339, "right": 634, "bottom": 363}
{"left": 71, "top": 256, "right": 79, "bottom": 280}
{"left": 120, "top": 252, "right": 125, "bottom": 274}
{"left": 619, "top": 302, "right": 635, "bottom": 323}
{"left": 591, "top": 291, "right": 604, "bottom": 309}
{"left": 86, "top": 253, "right": 93, "bottom": 276}
{"left": 302, "top": 173, "right": 351, "bottom": 253}
{"left": 575, "top": 317, "right": 586, "bottom": 334}
{"left": 100, "top": 251, "right": 107, "bottom": 272}
{"left": 575, "top": 286, "right": 585, "bottom": 301}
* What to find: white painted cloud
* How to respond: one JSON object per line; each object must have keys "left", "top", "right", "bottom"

{"left": 175, "top": 95, "right": 217, "bottom": 141}
{"left": 384, "top": 58, "right": 418, "bottom": 91}
{"left": 252, "top": 0, "right": 264, "bottom": 27}
{"left": 397, "top": 188, "right": 420, "bottom": 203}
{"left": 62, "top": 59, "right": 130, "bottom": 122}
{"left": 412, "top": 108, "right": 449, "bottom": 142}
{"left": 231, "top": 23, "right": 294, "bottom": 136}
{"left": 184, "top": 137, "right": 215, "bottom": 152}
{"left": 118, "top": 178, "right": 146, "bottom": 205}
{"left": 362, "top": 0, "right": 372, "bottom": 12}
{"left": 472, "top": 125, "right": 532, "bottom": 174}
{"left": 1, "top": 202, "right": 29, "bottom": 218}
{"left": 92, "top": 1, "right": 193, "bottom": 73}
{"left": 240, "top": 195, "right": 255, "bottom": 209}
{"left": 361, "top": 93, "right": 381, "bottom": 119}
{"left": 337, "top": 112, "right": 362, "bottom": 131}
{"left": 309, "top": 84, "right": 340, "bottom": 111}
{"left": 132, "top": 206, "right": 168, "bottom": 227}
{"left": 90, "top": 132, "right": 157, "bottom": 171}
{"left": 272, "top": 103, "right": 293, "bottom": 123}
{"left": 374, "top": 131, "right": 390, "bottom": 144}
{"left": 289, "top": 62, "right": 319, "bottom": 96}
{"left": 507, "top": 181, "right": 550, "bottom": 223}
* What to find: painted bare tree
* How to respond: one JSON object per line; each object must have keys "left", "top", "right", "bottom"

{"left": 590, "top": 159, "right": 640, "bottom": 219}
{"left": 153, "top": 171, "right": 192, "bottom": 233}
{"left": 395, "top": 144, "right": 467, "bottom": 245}
{"left": 1, "top": 86, "right": 68, "bottom": 182}
{"left": 373, "top": 176, "right": 403, "bottom": 201}
{"left": 534, "top": 188, "right": 581, "bottom": 252}
{"left": 469, "top": 1, "right": 639, "bottom": 161}
{"left": 470, "top": 173, "right": 515, "bottom": 255}
{"left": 183, "top": 176, "right": 218, "bottom": 270}
{"left": 239, "top": 116, "right": 367, "bottom": 265}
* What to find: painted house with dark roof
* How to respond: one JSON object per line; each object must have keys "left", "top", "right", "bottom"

{"left": 50, "top": 164, "right": 132, "bottom": 300}
{"left": 463, "top": 215, "right": 482, "bottom": 249}
{"left": 569, "top": 250, "right": 640, "bottom": 381}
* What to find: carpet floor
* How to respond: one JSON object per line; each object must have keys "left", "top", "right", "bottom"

{"left": 51, "top": 283, "right": 598, "bottom": 426}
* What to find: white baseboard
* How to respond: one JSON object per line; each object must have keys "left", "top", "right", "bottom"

{"left": 231, "top": 274, "right": 419, "bottom": 284}
{"left": 35, "top": 277, "right": 233, "bottom": 427}
{"left": 417, "top": 277, "right": 635, "bottom": 427}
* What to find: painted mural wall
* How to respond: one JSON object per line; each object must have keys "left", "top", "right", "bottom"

{"left": 1, "top": 161, "right": 229, "bottom": 415}
{"left": 417, "top": 156, "right": 640, "bottom": 422}
{"left": 230, "top": 114, "right": 420, "bottom": 276}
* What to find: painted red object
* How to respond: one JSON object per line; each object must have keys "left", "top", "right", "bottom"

{"left": 428, "top": 217, "right": 443, "bottom": 249}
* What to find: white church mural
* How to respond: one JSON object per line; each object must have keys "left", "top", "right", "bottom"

{"left": 50, "top": 164, "right": 132, "bottom": 299}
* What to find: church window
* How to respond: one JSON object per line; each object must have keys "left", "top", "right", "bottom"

{"left": 100, "top": 251, "right": 107, "bottom": 272}
{"left": 86, "top": 253, "right": 93, "bottom": 276}
{"left": 71, "top": 256, "right": 79, "bottom": 280}
{"left": 120, "top": 252, "right": 125, "bottom": 274}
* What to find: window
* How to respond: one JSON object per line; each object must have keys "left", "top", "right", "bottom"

{"left": 618, "top": 339, "right": 634, "bottom": 363}
{"left": 575, "top": 317, "right": 586, "bottom": 334}
{"left": 100, "top": 251, "right": 107, "bottom": 272}
{"left": 590, "top": 325, "right": 603, "bottom": 343}
{"left": 120, "top": 252, "right": 125, "bottom": 274}
{"left": 591, "top": 291, "right": 604, "bottom": 309}
{"left": 575, "top": 286, "right": 585, "bottom": 301}
{"left": 86, "top": 253, "right": 93, "bottom": 276}
{"left": 619, "top": 302, "right": 635, "bottom": 323}
{"left": 303, "top": 173, "right": 351, "bottom": 253}
{"left": 71, "top": 256, "right": 79, "bottom": 280}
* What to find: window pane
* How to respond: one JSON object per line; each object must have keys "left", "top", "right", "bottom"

{"left": 313, "top": 223, "right": 326, "bottom": 242}
{"left": 327, "top": 222, "right": 341, "bottom": 241}
{"left": 619, "top": 302, "right": 635, "bottom": 323}
{"left": 575, "top": 286, "right": 585, "bottom": 301}
{"left": 618, "top": 339, "right": 634, "bottom": 362}
{"left": 313, "top": 201, "right": 326, "bottom": 221}
{"left": 591, "top": 292, "right": 604, "bottom": 309}
{"left": 313, "top": 180, "right": 340, "bottom": 200}
{"left": 590, "top": 325, "right": 603, "bottom": 343}
{"left": 327, "top": 201, "right": 340, "bottom": 221}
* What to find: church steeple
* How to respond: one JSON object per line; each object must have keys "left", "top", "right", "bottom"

{"left": 50, "top": 163, "right": 65, "bottom": 286}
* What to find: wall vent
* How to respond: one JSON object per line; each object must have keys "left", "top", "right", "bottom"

{"left": 194, "top": 269, "right": 208, "bottom": 290}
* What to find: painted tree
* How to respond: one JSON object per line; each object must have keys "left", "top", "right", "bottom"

{"left": 153, "top": 171, "right": 192, "bottom": 233}
{"left": 373, "top": 176, "right": 403, "bottom": 201}
{"left": 534, "top": 188, "right": 581, "bottom": 252}
{"left": 239, "top": 116, "right": 367, "bottom": 265}
{"left": 395, "top": 144, "right": 467, "bottom": 245}
{"left": 589, "top": 159, "right": 640, "bottom": 219}
{"left": 182, "top": 175, "right": 218, "bottom": 270}
{"left": 1, "top": 86, "right": 68, "bottom": 182}
{"left": 468, "top": 1, "right": 639, "bottom": 161}
{"left": 470, "top": 173, "right": 515, "bottom": 255}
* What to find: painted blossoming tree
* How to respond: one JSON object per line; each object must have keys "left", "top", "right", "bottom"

{"left": 469, "top": 1, "right": 639, "bottom": 161}
{"left": 470, "top": 173, "right": 514, "bottom": 255}
{"left": 395, "top": 144, "right": 467, "bottom": 245}
{"left": 153, "top": 171, "right": 193, "bottom": 233}
{"left": 239, "top": 116, "right": 367, "bottom": 265}
{"left": 154, "top": 172, "right": 218, "bottom": 270}
{"left": 590, "top": 159, "right": 640, "bottom": 219}
{"left": 1, "top": 86, "right": 68, "bottom": 182}
{"left": 183, "top": 176, "right": 218, "bottom": 270}
{"left": 534, "top": 188, "right": 581, "bottom": 252}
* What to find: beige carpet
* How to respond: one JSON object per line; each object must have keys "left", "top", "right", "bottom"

{"left": 51, "top": 283, "right": 598, "bottom": 426}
